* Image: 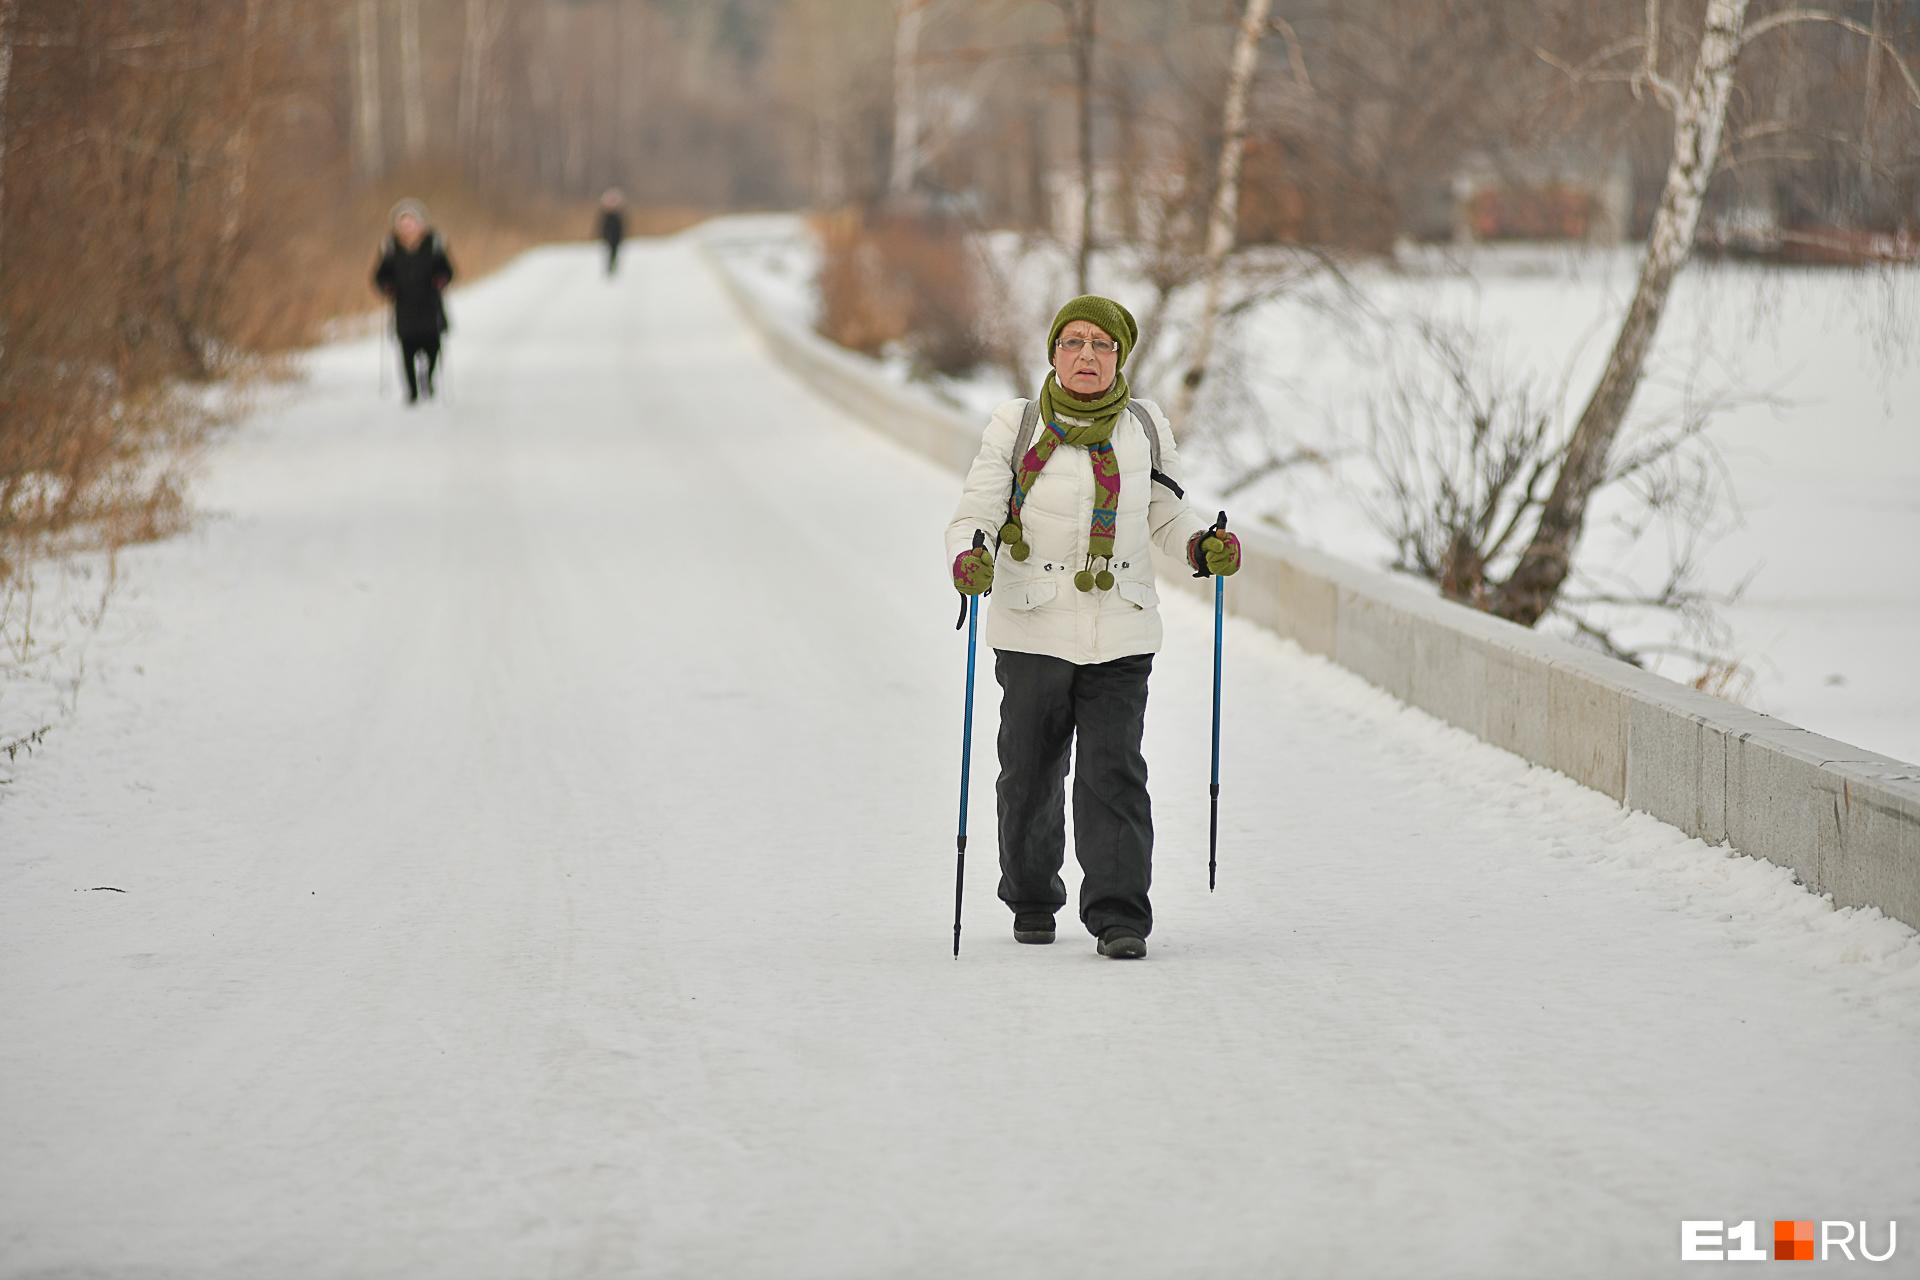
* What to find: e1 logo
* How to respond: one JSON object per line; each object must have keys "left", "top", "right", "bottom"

{"left": 1682, "top": 1222, "right": 1769, "bottom": 1261}
{"left": 1681, "top": 1220, "right": 1898, "bottom": 1262}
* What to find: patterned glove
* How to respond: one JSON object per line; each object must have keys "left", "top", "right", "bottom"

{"left": 952, "top": 545, "right": 995, "bottom": 596}
{"left": 1187, "top": 527, "right": 1242, "bottom": 577}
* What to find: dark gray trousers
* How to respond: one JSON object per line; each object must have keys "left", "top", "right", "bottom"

{"left": 994, "top": 649, "right": 1154, "bottom": 938}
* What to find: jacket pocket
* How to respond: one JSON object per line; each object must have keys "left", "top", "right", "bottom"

{"left": 1001, "top": 579, "right": 1058, "bottom": 611}
{"left": 1114, "top": 579, "right": 1158, "bottom": 610}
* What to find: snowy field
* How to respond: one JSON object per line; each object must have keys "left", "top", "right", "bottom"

{"left": 2, "top": 234, "right": 1918, "bottom": 1278}
{"left": 708, "top": 215, "right": 1920, "bottom": 765}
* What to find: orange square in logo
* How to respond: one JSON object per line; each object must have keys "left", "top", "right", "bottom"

{"left": 1775, "top": 1220, "right": 1816, "bottom": 1261}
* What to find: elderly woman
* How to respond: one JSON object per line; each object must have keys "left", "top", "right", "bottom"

{"left": 946, "top": 296, "right": 1241, "bottom": 959}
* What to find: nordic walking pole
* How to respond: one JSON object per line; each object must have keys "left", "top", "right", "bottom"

{"left": 379, "top": 313, "right": 391, "bottom": 399}
{"left": 1209, "top": 511, "right": 1227, "bottom": 893}
{"left": 954, "top": 529, "right": 986, "bottom": 956}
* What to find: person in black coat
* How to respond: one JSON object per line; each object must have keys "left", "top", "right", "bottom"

{"left": 372, "top": 199, "right": 455, "bottom": 404}
{"left": 598, "top": 188, "right": 627, "bottom": 277}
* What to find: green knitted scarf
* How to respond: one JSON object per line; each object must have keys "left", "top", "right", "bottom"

{"left": 1037, "top": 368, "right": 1130, "bottom": 442}
{"left": 999, "top": 371, "right": 1133, "bottom": 592}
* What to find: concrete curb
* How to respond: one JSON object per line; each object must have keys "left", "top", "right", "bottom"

{"left": 699, "top": 237, "right": 1920, "bottom": 932}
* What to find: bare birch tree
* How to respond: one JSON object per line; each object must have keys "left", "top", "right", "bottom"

{"left": 398, "top": 0, "right": 427, "bottom": 161}
{"left": 352, "top": 0, "right": 385, "bottom": 179}
{"left": 1169, "top": 0, "right": 1272, "bottom": 427}
{"left": 217, "top": 0, "right": 263, "bottom": 262}
{"left": 1496, "top": 0, "right": 1920, "bottom": 626}
{"left": 888, "top": 0, "right": 928, "bottom": 200}
{"left": 1060, "top": 0, "right": 1097, "bottom": 292}
{"left": 459, "top": 0, "right": 504, "bottom": 180}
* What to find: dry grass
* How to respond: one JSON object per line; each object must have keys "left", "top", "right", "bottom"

{"left": 0, "top": 386, "right": 202, "bottom": 578}
{"left": 816, "top": 209, "right": 910, "bottom": 356}
{"left": 814, "top": 208, "right": 990, "bottom": 377}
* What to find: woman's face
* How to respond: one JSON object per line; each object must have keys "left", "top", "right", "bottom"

{"left": 395, "top": 214, "right": 425, "bottom": 249}
{"left": 1052, "top": 319, "right": 1119, "bottom": 398}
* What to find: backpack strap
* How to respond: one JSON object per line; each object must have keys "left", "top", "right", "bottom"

{"left": 1006, "top": 399, "right": 1042, "bottom": 530}
{"left": 1010, "top": 399, "right": 1042, "bottom": 483}
{"left": 1125, "top": 401, "right": 1162, "bottom": 474}
{"left": 1127, "top": 401, "right": 1185, "bottom": 497}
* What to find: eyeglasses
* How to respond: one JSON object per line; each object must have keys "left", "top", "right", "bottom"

{"left": 1055, "top": 336, "right": 1119, "bottom": 356}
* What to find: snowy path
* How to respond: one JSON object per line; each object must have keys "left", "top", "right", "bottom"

{"left": 2, "top": 238, "right": 1916, "bottom": 1279}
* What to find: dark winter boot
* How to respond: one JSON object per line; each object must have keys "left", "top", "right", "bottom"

{"left": 1097, "top": 928, "right": 1147, "bottom": 959}
{"left": 1013, "top": 912, "right": 1056, "bottom": 945}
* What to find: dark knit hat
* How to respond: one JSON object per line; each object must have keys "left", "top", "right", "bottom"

{"left": 1047, "top": 294, "right": 1138, "bottom": 368}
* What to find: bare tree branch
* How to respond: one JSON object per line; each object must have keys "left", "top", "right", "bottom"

{"left": 1266, "top": 14, "right": 1312, "bottom": 90}
{"left": 1219, "top": 445, "right": 1333, "bottom": 498}
{"left": 1635, "top": 0, "right": 1684, "bottom": 108}
{"left": 1536, "top": 35, "right": 1674, "bottom": 112}
{"left": 1740, "top": 8, "right": 1920, "bottom": 108}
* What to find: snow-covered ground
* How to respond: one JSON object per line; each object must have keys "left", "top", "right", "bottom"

{"left": 2, "top": 234, "right": 1917, "bottom": 1278}
{"left": 709, "top": 216, "right": 1920, "bottom": 765}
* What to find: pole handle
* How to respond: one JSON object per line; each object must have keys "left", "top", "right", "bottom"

{"left": 954, "top": 529, "right": 987, "bottom": 630}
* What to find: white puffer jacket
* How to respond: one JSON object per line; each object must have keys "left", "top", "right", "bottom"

{"left": 946, "top": 397, "right": 1210, "bottom": 665}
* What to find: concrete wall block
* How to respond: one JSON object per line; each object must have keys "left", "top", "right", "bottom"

{"left": 1623, "top": 703, "right": 1785, "bottom": 845}
{"left": 1625, "top": 699, "right": 1711, "bottom": 840}
{"left": 1333, "top": 584, "right": 1414, "bottom": 703}
{"left": 1275, "top": 558, "right": 1339, "bottom": 658}
{"left": 1409, "top": 625, "right": 1488, "bottom": 737}
{"left": 1219, "top": 548, "right": 1283, "bottom": 639}
{"left": 1482, "top": 641, "right": 1553, "bottom": 763}
{"left": 1224, "top": 550, "right": 1336, "bottom": 657}
{"left": 1814, "top": 765, "right": 1920, "bottom": 929}
{"left": 1721, "top": 726, "right": 1882, "bottom": 899}
{"left": 1546, "top": 660, "right": 1630, "bottom": 800}
{"left": 1692, "top": 716, "right": 1731, "bottom": 847}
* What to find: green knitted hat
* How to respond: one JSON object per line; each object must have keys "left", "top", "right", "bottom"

{"left": 1047, "top": 294, "right": 1138, "bottom": 369}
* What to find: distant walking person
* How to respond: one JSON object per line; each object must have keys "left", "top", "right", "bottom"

{"left": 598, "top": 188, "right": 627, "bottom": 277}
{"left": 373, "top": 199, "right": 455, "bottom": 405}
